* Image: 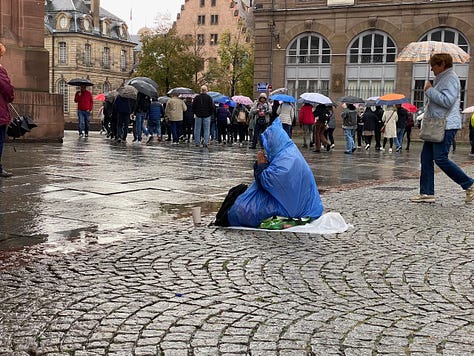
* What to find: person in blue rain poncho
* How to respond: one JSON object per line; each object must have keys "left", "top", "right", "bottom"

{"left": 216, "top": 118, "right": 324, "bottom": 228}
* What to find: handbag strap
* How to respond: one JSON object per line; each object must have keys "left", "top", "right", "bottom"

{"left": 385, "top": 111, "right": 395, "bottom": 124}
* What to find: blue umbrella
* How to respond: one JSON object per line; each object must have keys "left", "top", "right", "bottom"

{"left": 269, "top": 93, "right": 297, "bottom": 103}
{"left": 214, "top": 95, "right": 230, "bottom": 103}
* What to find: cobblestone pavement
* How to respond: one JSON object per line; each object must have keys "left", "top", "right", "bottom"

{"left": 0, "top": 132, "right": 473, "bottom": 355}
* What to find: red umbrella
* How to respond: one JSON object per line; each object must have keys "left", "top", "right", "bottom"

{"left": 94, "top": 93, "right": 106, "bottom": 101}
{"left": 402, "top": 102, "right": 417, "bottom": 113}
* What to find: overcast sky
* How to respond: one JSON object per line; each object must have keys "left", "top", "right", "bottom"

{"left": 100, "top": 0, "right": 185, "bottom": 34}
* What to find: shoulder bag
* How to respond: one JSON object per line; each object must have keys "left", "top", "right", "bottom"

{"left": 419, "top": 116, "right": 447, "bottom": 143}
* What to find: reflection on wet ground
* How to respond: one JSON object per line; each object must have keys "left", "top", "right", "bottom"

{"left": 0, "top": 130, "right": 473, "bottom": 253}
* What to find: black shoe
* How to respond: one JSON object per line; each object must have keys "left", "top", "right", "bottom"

{"left": 132, "top": 138, "right": 137, "bottom": 142}
{"left": 250, "top": 145, "right": 256, "bottom": 149}
{"left": 352, "top": 147, "right": 356, "bottom": 153}
{"left": 147, "top": 136, "right": 153, "bottom": 144}
{"left": 326, "top": 144, "right": 331, "bottom": 152}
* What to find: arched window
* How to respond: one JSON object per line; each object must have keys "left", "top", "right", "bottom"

{"left": 346, "top": 31, "right": 397, "bottom": 99}
{"left": 57, "top": 79, "right": 69, "bottom": 113}
{"left": 349, "top": 32, "right": 396, "bottom": 64}
{"left": 412, "top": 28, "right": 470, "bottom": 108}
{"left": 285, "top": 33, "right": 332, "bottom": 97}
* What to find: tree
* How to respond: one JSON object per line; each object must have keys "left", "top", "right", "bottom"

{"left": 136, "top": 29, "right": 201, "bottom": 95}
{"left": 202, "top": 27, "right": 254, "bottom": 97}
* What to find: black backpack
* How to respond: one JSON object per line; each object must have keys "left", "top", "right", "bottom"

{"left": 214, "top": 184, "right": 248, "bottom": 226}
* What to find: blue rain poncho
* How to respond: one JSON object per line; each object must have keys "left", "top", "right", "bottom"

{"left": 227, "top": 118, "right": 324, "bottom": 227}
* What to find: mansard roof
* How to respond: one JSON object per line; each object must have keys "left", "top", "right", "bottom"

{"left": 44, "top": 0, "right": 132, "bottom": 42}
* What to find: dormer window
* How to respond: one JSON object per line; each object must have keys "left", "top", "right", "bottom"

{"left": 83, "top": 18, "right": 92, "bottom": 32}
{"left": 58, "top": 15, "right": 68, "bottom": 30}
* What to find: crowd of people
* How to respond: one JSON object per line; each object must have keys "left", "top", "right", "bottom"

{"left": 92, "top": 84, "right": 419, "bottom": 154}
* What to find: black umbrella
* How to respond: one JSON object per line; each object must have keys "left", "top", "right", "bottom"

{"left": 167, "top": 87, "right": 194, "bottom": 95}
{"left": 127, "top": 80, "right": 158, "bottom": 98}
{"left": 117, "top": 84, "right": 138, "bottom": 99}
{"left": 127, "top": 77, "right": 159, "bottom": 89}
{"left": 338, "top": 95, "right": 365, "bottom": 104}
{"left": 67, "top": 78, "right": 94, "bottom": 86}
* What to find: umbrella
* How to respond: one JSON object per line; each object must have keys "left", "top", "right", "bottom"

{"left": 269, "top": 93, "right": 297, "bottom": 103}
{"left": 67, "top": 78, "right": 94, "bottom": 86}
{"left": 158, "top": 96, "right": 170, "bottom": 104}
{"left": 462, "top": 105, "right": 474, "bottom": 114}
{"left": 105, "top": 90, "right": 118, "bottom": 103}
{"left": 376, "top": 93, "right": 409, "bottom": 106}
{"left": 208, "top": 91, "right": 227, "bottom": 101}
{"left": 126, "top": 77, "right": 158, "bottom": 89}
{"left": 402, "top": 102, "right": 418, "bottom": 113}
{"left": 338, "top": 95, "right": 365, "bottom": 104}
{"left": 167, "top": 87, "right": 194, "bottom": 95}
{"left": 214, "top": 95, "right": 230, "bottom": 104}
{"left": 232, "top": 95, "right": 254, "bottom": 106}
{"left": 269, "top": 87, "right": 288, "bottom": 96}
{"left": 127, "top": 80, "right": 158, "bottom": 98}
{"left": 179, "top": 93, "right": 197, "bottom": 99}
{"left": 300, "top": 92, "right": 333, "bottom": 105}
{"left": 396, "top": 41, "right": 470, "bottom": 64}
{"left": 365, "top": 96, "right": 380, "bottom": 106}
{"left": 117, "top": 84, "right": 138, "bottom": 99}
{"left": 93, "top": 93, "right": 106, "bottom": 101}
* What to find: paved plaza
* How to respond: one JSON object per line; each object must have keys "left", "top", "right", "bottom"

{"left": 0, "top": 131, "right": 473, "bottom": 355}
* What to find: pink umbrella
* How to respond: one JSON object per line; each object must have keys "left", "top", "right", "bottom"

{"left": 232, "top": 95, "right": 253, "bottom": 106}
{"left": 93, "top": 93, "right": 106, "bottom": 101}
{"left": 402, "top": 102, "right": 418, "bottom": 113}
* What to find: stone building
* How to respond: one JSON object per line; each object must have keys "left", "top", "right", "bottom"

{"left": 44, "top": 0, "right": 136, "bottom": 127}
{"left": 174, "top": 0, "right": 253, "bottom": 82}
{"left": 0, "top": 0, "right": 63, "bottom": 141}
{"left": 253, "top": 0, "right": 474, "bottom": 139}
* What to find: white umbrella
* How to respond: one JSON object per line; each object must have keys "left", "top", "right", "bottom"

{"left": 269, "top": 87, "right": 288, "bottom": 96}
{"left": 232, "top": 95, "right": 254, "bottom": 106}
{"left": 300, "top": 92, "right": 333, "bottom": 105}
{"left": 462, "top": 105, "right": 474, "bottom": 114}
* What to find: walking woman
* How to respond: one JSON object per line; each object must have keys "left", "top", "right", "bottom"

{"left": 410, "top": 53, "right": 474, "bottom": 203}
{"left": 0, "top": 42, "right": 14, "bottom": 177}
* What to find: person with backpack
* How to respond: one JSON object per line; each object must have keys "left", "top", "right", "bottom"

{"left": 250, "top": 93, "right": 270, "bottom": 149}
{"left": 232, "top": 103, "right": 249, "bottom": 146}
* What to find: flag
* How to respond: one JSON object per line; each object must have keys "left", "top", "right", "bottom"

{"left": 130, "top": 8, "right": 132, "bottom": 21}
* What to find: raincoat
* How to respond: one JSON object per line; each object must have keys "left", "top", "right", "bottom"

{"left": 227, "top": 118, "right": 324, "bottom": 227}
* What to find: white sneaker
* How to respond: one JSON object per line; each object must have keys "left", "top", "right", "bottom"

{"left": 389, "top": 148, "right": 393, "bottom": 153}
{"left": 466, "top": 184, "right": 474, "bottom": 203}
{"left": 365, "top": 144, "right": 370, "bottom": 150}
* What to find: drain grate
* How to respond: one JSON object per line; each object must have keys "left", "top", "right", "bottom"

{"left": 372, "top": 187, "right": 416, "bottom": 191}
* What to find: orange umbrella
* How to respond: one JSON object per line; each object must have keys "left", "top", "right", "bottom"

{"left": 94, "top": 93, "right": 106, "bottom": 101}
{"left": 376, "top": 93, "right": 409, "bottom": 105}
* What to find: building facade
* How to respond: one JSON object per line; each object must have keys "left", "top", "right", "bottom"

{"left": 44, "top": 0, "right": 136, "bottom": 125}
{"left": 174, "top": 0, "right": 253, "bottom": 81}
{"left": 1, "top": 0, "right": 63, "bottom": 141}
{"left": 253, "top": 0, "right": 474, "bottom": 138}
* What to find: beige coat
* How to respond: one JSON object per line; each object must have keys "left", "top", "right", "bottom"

{"left": 165, "top": 96, "right": 187, "bottom": 121}
{"left": 382, "top": 108, "right": 398, "bottom": 138}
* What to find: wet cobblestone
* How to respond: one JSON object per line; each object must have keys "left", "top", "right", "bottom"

{"left": 0, "top": 132, "right": 473, "bottom": 354}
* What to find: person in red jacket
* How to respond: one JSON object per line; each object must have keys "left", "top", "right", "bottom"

{"left": 0, "top": 42, "right": 14, "bottom": 177}
{"left": 74, "top": 85, "right": 93, "bottom": 137}
{"left": 298, "top": 102, "right": 314, "bottom": 149}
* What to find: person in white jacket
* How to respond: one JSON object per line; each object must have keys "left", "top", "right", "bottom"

{"left": 276, "top": 101, "right": 295, "bottom": 137}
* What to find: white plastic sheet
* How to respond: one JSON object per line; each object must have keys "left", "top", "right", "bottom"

{"left": 225, "top": 212, "right": 352, "bottom": 234}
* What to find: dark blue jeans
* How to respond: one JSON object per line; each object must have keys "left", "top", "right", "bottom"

{"left": 420, "top": 129, "right": 474, "bottom": 195}
{"left": 170, "top": 121, "right": 183, "bottom": 143}
{"left": 117, "top": 112, "right": 130, "bottom": 140}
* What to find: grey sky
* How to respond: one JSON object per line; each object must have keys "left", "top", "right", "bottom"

{"left": 100, "top": 0, "right": 184, "bottom": 34}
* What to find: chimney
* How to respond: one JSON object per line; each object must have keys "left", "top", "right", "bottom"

{"left": 91, "top": 0, "right": 100, "bottom": 33}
